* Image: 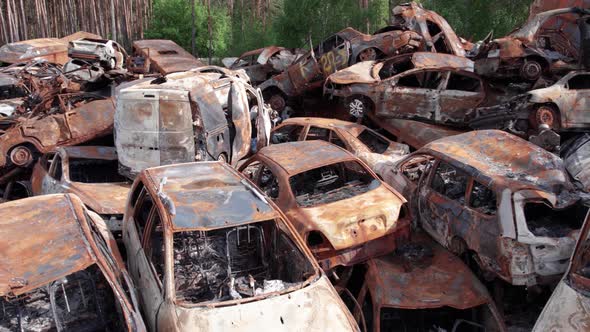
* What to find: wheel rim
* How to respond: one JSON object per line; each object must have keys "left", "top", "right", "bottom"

{"left": 521, "top": 61, "right": 542, "bottom": 81}
{"left": 349, "top": 99, "right": 365, "bottom": 118}
{"left": 268, "top": 94, "right": 286, "bottom": 111}
{"left": 10, "top": 146, "right": 32, "bottom": 166}
{"left": 535, "top": 106, "right": 555, "bottom": 128}
{"left": 359, "top": 48, "right": 377, "bottom": 62}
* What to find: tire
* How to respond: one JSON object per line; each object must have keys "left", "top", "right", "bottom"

{"left": 520, "top": 58, "right": 544, "bottom": 81}
{"left": 345, "top": 96, "right": 370, "bottom": 119}
{"left": 358, "top": 48, "right": 377, "bottom": 62}
{"left": 266, "top": 93, "right": 287, "bottom": 112}
{"left": 530, "top": 104, "right": 560, "bottom": 130}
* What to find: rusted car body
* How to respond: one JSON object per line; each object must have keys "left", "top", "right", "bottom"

{"left": 223, "top": 46, "right": 301, "bottom": 85}
{"left": 524, "top": 70, "right": 590, "bottom": 130}
{"left": 366, "top": 112, "right": 466, "bottom": 151}
{"left": 561, "top": 133, "right": 590, "bottom": 191}
{"left": 239, "top": 140, "right": 410, "bottom": 271}
{"left": 31, "top": 146, "right": 131, "bottom": 232}
{"left": 130, "top": 40, "right": 204, "bottom": 75}
{"left": 0, "top": 96, "right": 115, "bottom": 170}
{"left": 385, "top": 130, "right": 586, "bottom": 286}
{"left": 386, "top": 1, "right": 467, "bottom": 56}
{"left": 533, "top": 208, "right": 590, "bottom": 331}
{"left": 473, "top": 7, "right": 590, "bottom": 81}
{"left": 115, "top": 67, "right": 269, "bottom": 178}
{"left": 270, "top": 117, "right": 409, "bottom": 177}
{"left": 343, "top": 232, "right": 506, "bottom": 332}
{"left": 122, "top": 161, "right": 358, "bottom": 331}
{"left": 324, "top": 52, "right": 487, "bottom": 125}
{"left": 258, "top": 27, "right": 422, "bottom": 111}
{"left": 0, "top": 194, "right": 145, "bottom": 331}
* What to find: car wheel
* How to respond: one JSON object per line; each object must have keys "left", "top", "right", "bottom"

{"left": 531, "top": 104, "right": 560, "bottom": 130}
{"left": 520, "top": 59, "right": 543, "bottom": 81}
{"left": 347, "top": 97, "right": 367, "bottom": 119}
{"left": 358, "top": 48, "right": 377, "bottom": 62}
{"left": 9, "top": 145, "right": 33, "bottom": 167}
{"left": 268, "top": 94, "right": 287, "bottom": 112}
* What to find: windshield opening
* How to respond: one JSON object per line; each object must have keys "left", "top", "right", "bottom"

{"left": 380, "top": 305, "right": 500, "bottom": 332}
{"left": 69, "top": 158, "right": 128, "bottom": 183}
{"left": 357, "top": 129, "right": 390, "bottom": 154}
{"left": 523, "top": 201, "right": 587, "bottom": 237}
{"left": 289, "top": 160, "right": 380, "bottom": 208}
{"left": 173, "top": 219, "right": 315, "bottom": 305}
{"left": 0, "top": 265, "right": 125, "bottom": 332}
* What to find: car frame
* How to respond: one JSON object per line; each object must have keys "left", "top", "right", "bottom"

{"left": 31, "top": 146, "right": 131, "bottom": 232}
{"left": 239, "top": 140, "right": 410, "bottom": 271}
{"left": 385, "top": 130, "right": 586, "bottom": 286}
{"left": 122, "top": 161, "right": 359, "bottom": 331}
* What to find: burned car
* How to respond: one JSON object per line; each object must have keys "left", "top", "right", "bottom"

{"left": 0, "top": 194, "right": 145, "bottom": 331}
{"left": 239, "top": 140, "right": 410, "bottom": 271}
{"left": 533, "top": 207, "right": 590, "bottom": 331}
{"left": 385, "top": 130, "right": 587, "bottom": 287}
{"left": 123, "top": 161, "right": 358, "bottom": 331}
{"left": 324, "top": 52, "right": 490, "bottom": 125}
{"left": 523, "top": 70, "right": 590, "bottom": 130}
{"left": 473, "top": 7, "right": 590, "bottom": 81}
{"left": 341, "top": 232, "right": 505, "bottom": 332}
{"left": 31, "top": 146, "right": 131, "bottom": 232}
{"left": 129, "top": 39, "right": 204, "bottom": 75}
{"left": 259, "top": 27, "right": 422, "bottom": 111}
{"left": 270, "top": 117, "right": 409, "bottom": 176}
{"left": 223, "top": 46, "right": 301, "bottom": 85}
{"left": 0, "top": 95, "right": 115, "bottom": 170}
{"left": 115, "top": 66, "right": 270, "bottom": 178}
{"left": 68, "top": 38, "right": 127, "bottom": 70}
{"left": 382, "top": 1, "right": 467, "bottom": 56}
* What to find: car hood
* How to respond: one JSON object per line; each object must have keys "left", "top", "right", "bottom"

{"left": 294, "top": 184, "right": 405, "bottom": 250}
{"left": 68, "top": 182, "right": 130, "bottom": 214}
{"left": 326, "top": 61, "right": 380, "bottom": 85}
{"left": 174, "top": 276, "right": 358, "bottom": 331}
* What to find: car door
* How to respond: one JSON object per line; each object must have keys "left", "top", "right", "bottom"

{"left": 378, "top": 69, "right": 443, "bottom": 121}
{"left": 64, "top": 98, "right": 115, "bottom": 142}
{"left": 124, "top": 183, "right": 163, "bottom": 329}
{"left": 136, "top": 205, "right": 166, "bottom": 330}
{"left": 438, "top": 71, "right": 486, "bottom": 124}
{"left": 287, "top": 52, "right": 322, "bottom": 95}
{"left": 417, "top": 160, "right": 469, "bottom": 246}
{"left": 562, "top": 73, "right": 590, "bottom": 127}
{"left": 384, "top": 154, "right": 435, "bottom": 202}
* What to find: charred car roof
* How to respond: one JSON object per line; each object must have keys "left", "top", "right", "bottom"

{"left": 327, "top": 52, "right": 474, "bottom": 84}
{"left": 366, "top": 232, "right": 491, "bottom": 310}
{"left": 281, "top": 117, "right": 369, "bottom": 136}
{"left": 132, "top": 39, "right": 204, "bottom": 74}
{"left": 142, "top": 162, "right": 278, "bottom": 231}
{"left": 59, "top": 146, "right": 117, "bottom": 160}
{"left": 422, "top": 130, "right": 573, "bottom": 192}
{"left": 257, "top": 140, "right": 357, "bottom": 175}
{"left": 0, "top": 194, "right": 95, "bottom": 297}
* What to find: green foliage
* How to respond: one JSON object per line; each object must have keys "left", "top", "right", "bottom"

{"left": 145, "top": 0, "right": 231, "bottom": 57}
{"left": 145, "top": 0, "right": 533, "bottom": 57}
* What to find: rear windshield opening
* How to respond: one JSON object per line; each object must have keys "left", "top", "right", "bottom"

{"left": 524, "top": 202, "right": 587, "bottom": 237}
{"left": 69, "top": 158, "right": 127, "bottom": 183}
{"left": 357, "top": 129, "right": 389, "bottom": 154}
{"left": 289, "top": 161, "right": 380, "bottom": 208}
{"left": 380, "top": 305, "right": 499, "bottom": 332}
{"left": 378, "top": 59, "right": 414, "bottom": 79}
{"left": 173, "top": 220, "right": 315, "bottom": 305}
{"left": 0, "top": 265, "right": 124, "bottom": 331}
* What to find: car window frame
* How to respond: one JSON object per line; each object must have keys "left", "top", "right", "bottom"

{"left": 141, "top": 205, "right": 166, "bottom": 290}
{"left": 466, "top": 179, "right": 498, "bottom": 218}
{"left": 427, "top": 159, "right": 470, "bottom": 204}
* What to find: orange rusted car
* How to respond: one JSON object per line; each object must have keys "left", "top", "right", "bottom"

{"left": 239, "top": 140, "right": 410, "bottom": 271}
{"left": 31, "top": 146, "right": 131, "bottom": 232}
{"left": 0, "top": 194, "right": 145, "bottom": 331}
{"left": 341, "top": 232, "right": 506, "bottom": 332}
{"left": 122, "top": 161, "right": 358, "bottom": 331}
{"left": 385, "top": 130, "right": 587, "bottom": 287}
{"left": 270, "top": 117, "right": 409, "bottom": 177}
{"left": 0, "top": 95, "right": 115, "bottom": 169}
